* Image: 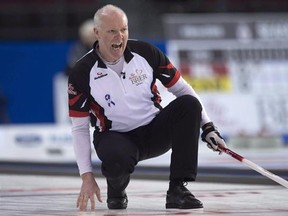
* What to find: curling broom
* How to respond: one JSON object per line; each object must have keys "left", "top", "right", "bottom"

{"left": 217, "top": 145, "right": 288, "bottom": 188}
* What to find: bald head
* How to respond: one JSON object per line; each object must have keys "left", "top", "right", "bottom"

{"left": 94, "top": 4, "right": 128, "bottom": 29}
{"left": 93, "top": 4, "right": 129, "bottom": 63}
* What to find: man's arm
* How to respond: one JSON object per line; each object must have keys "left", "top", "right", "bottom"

{"left": 167, "top": 77, "right": 211, "bottom": 127}
{"left": 71, "top": 116, "right": 102, "bottom": 210}
{"left": 71, "top": 116, "right": 93, "bottom": 175}
{"left": 168, "top": 77, "right": 228, "bottom": 153}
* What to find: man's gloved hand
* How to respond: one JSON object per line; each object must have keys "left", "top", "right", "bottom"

{"left": 201, "top": 122, "right": 227, "bottom": 154}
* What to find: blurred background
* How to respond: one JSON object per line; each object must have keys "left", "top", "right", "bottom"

{"left": 0, "top": 0, "right": 287, "bottom": 181}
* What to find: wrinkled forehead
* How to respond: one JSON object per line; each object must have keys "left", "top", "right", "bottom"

{"left": 103, "top": 12, "right": 127, "bottom": 24}
{"left": 97, "top": 9, "right": 128, "bottom": 29}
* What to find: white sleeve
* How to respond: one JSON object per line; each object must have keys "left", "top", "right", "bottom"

{"left": 71, "top": 116, "right": 93, "bottom": 175}
{"left": 167, "top": 77, "right": 211, "bottom": 127}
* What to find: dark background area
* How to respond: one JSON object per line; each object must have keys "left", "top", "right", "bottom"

{"left": 0, "top": 0, "right": 288, "bottom": 124}
{"left": 1, "top": 0, "right": 288, "bottom": 41}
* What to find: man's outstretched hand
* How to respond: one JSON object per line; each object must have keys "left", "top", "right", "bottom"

{"left": 77, "top": 172, "right": 102, "bottom": 211}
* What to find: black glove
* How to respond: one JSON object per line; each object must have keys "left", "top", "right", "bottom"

{"left": 201, "top": 122, "right": 227, "bottom": 154}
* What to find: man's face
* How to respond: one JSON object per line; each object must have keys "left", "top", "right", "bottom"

{"left": 95, "top": 12, "right": 128, "bottom": 62}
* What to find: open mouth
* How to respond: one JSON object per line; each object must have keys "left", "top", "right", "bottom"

{"left": 112, "top": 43, "right": 122, "bottom": 49}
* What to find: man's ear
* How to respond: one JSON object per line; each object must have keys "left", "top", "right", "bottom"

{"left": 94, "top": 27, "right": 99, "bottom": 39}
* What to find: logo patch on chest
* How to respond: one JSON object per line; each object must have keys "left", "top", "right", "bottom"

{"left": 94, "top": 72, "right": 108, "bottom": 80}
{"left": 129, "top": 69, "right": 147, "bottom": 86}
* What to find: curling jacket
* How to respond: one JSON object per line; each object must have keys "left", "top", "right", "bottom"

{"left": 68, "top": 40, "right": 210, "bottom": 133}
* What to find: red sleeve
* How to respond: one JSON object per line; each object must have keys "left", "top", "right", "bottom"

{"left": 164, "top": 69, "right": 181, "bottom": 88}
{"left": 68, "top": 82, "right": 90, "bottom": 117}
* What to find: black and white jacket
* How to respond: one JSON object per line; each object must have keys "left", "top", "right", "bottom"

{"left": 68, "top": 40, "right": 210, "bottom": 174}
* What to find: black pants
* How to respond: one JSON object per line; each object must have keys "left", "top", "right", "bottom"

{"left": 93, "top": 95, "right": 202, "bottom": 188}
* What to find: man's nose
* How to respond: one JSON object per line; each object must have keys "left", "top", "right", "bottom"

{"left": 115, "top": 30, "right": 124, "bottom": 39}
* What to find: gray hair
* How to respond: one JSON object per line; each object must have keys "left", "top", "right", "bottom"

{"left": 93, "top": 4, "right": 127, "bottom": 28}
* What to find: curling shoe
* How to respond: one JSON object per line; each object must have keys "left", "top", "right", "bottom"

{"left": 166, "top": 181, "right": 203, "bottom": 209}
{"left": 107, "top": 177, "right": 128, "bottom": 209}
{"left": 107, "top": 190, "right": 128, "bottom": 209}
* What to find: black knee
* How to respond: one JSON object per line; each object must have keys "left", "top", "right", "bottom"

{"left": 182, "top": 95, "right": 202, "bottom": 110}
{"left": 176, "top": 95, "right": 202, "bottom": 118}
{"left": 101, "top": 153, "right": 136, "bottom": 179}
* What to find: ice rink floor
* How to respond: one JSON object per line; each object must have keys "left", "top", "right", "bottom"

{"left": 1, "top": 138, "right": 288, "bottom": 215}
{"left": 0, "top": 174, "right": 287, "bottom": 216}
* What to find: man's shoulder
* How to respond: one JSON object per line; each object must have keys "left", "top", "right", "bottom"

{"left": 68, "top": 51, "right": 97, "bottom": 80}
{"left": 127, "top": 39, "right": 161, "bottom": 59}
{"left": 127, "top": 39, "right": 154, "bottom": 50}
{"left": 73, "top": 51, "right": 97, "bottom": 71}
